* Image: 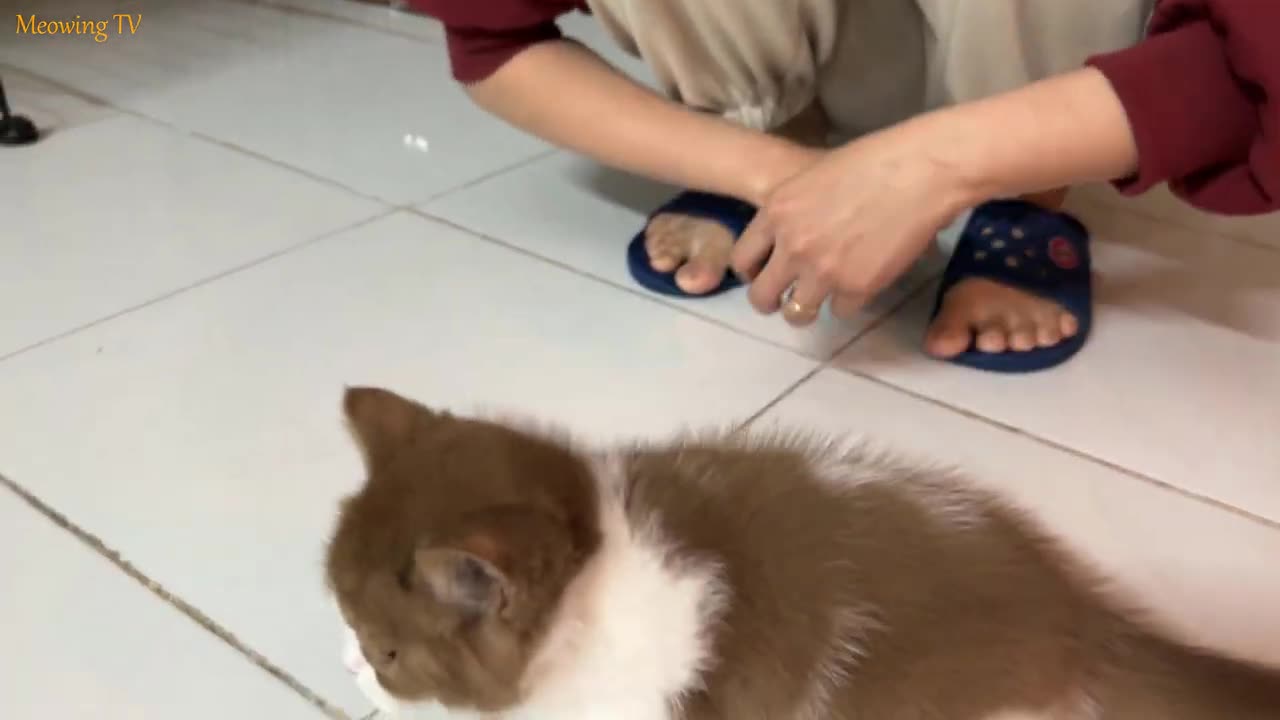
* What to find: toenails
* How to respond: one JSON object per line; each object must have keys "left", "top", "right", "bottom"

{"left": 1008, "top": 325, "right": 1038, "bottom": 352}
{"left": 975, "top": 326, "right": 1009, "bottom": 353}
{"left": 1036, "top": 324, "right": 1062, "bottom": 348}
{"left": 1058, "top": 313, "right": 1079, "bottom": 338}
{"left": 642, "top": 211, "right": 736, "bottom": 296}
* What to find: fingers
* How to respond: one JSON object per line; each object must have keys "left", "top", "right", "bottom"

{"left": 734, "top": 201, "right": 904, "bottom": 327}
{"left": 730, "top": 214, "right": 774, "bottom": 283}
{"left": 739, "top": 219, "right": 851, "bottom": 325}
{"left": 830, "top": 292, "right": 866, "bottom": 321}
{"left": 781, "top": 272, "right": 830, "bottom": 327}
{"left": 746, "top": 249, "right": 794, "bottom": 315}
{"left": 745, "top": 260, "right": 830, "bottom": 327}
{"left": 739, "top": 211, "right": 828, "bottom": 320}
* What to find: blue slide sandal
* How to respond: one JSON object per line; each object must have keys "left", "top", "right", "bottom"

{"left": 626, "top": 190, "right": 758, "bottom": 298}
{"left": 931, "top": 199, "right": 1093, "bottom": 373}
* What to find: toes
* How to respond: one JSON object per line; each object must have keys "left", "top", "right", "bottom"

{"left": 644, "top": 214, "right": 687, "bottom": 272}
{"left": 1006, "top": 322, "right": 1038, "bottom": 352}
{"left": 924, "top": 306, "right": 976, "bottom": 359}
{"left": 1059, "top": 312, "right": 1079, "bottom": 338}
{"left": 644, "top": 243, "right": 682, "bottom": 272}
{"left": 928, "top": 275, "right": 1084, "bottom": 358}
{"left": 1035, "top": 321, "right": 1063, "bottom": 348}
{"left": 644, "top": 213, "right": 737, "bottom": 293}
{"left": 1010, "top": 308, "right": 1078, "bottom": 352}
{"left": 647, "top": 253, "right": 680, "bottom": 273}
{"left": 974, "top": 322, "right": 1010, "bottom": 354}
{"left": 675, "top": 258, "right": 727, "bottom": 295}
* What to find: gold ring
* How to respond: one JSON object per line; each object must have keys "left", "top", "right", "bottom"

{"left": 784, "top": 297, "right": 815, "bottom": 319}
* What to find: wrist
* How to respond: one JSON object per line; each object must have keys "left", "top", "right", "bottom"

{"left": 898, "top": 110, "right": 998, "bottom": 217}
{"left": 741, "top": 137, "right": 822, "bottom": 206}
{"left": 906, "top": 68, "right": 1140, "bottom": 209}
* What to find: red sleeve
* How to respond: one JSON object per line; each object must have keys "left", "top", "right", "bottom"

{"left": 1086, "top": 0, "right": 1279, "bottom": 215}
{"left": 407, "top": 0, "right": 587, "bottom": 85}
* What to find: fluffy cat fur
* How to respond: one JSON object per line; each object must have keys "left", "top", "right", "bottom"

{"left": 325, "top": 387, "right": 1280, "bottom": 719}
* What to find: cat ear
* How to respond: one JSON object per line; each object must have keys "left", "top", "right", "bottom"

{"left": 412, "top": 547, "right": 509, "bottom": 618}
{"left": 343, "top": 386, "right": 433, "bottom": 465}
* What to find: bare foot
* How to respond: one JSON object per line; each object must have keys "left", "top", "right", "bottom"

{"left": 643, "top": 101, "right": 830, "bottom": 296}
{"left": 644, "top": 213, "right": 737, "bottom": 295}
{"left": 924, "top": 189, "right": 1079, "bottom": 358}
{"left": 924, "top": 277, "right": 1079, "bottom": 357}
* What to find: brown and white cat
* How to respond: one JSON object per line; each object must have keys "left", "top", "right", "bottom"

{"left": 325, "top": 386, "right": 1280, "bottom": 719}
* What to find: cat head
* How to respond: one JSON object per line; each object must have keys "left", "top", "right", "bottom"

{"left": 325, "top": 387, "right": 601, "bottom": 714}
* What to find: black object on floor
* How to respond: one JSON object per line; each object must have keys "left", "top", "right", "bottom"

{"left": 0, "top": 77, "right": 40, "bottom": 146}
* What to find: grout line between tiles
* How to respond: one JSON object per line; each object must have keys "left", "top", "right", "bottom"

{"left": 0, "top": 64, "right": 199, "bottom": 135}
{"left": 227, "top": 0, "right": 445, "bottom": 45}
{"left": 419, "top": 148, "right": 560, "bottom": 205}
{"left": 0, "top": 472, "right": 352, "bottom": 720}
{"left": 0, "top": 210, "right": 396, "bottom": 365}
{"left": 1, "top": 61, "right": 382, "bottom": 206}
{"left": 191, "top": 131, "right": 392, "bottom": 204}
{"left": 736, "top": 277, "right": 940, "bottom": 431}
{"left": 1076, "top": 193, "right": 1280, "bottom": 258}
{"left": 735, "top": 365, "right": 826, "bottom": 433}
{"left": 722, "top": 270, "right": 1280, "bottom": 531}
{"left": 829, "top": 366, "right": 1280, "bottom": 532}
{"left": 2, "top": 63, "right": 550, "bottom": 212}
{"left": 728, "top": 261, "right": 1280, "bottom": 532}
{"left": 410, "top": 209, "right": 832, "bottom": 361}
{"left": 0, "top": 64, "right": 117, "bottom": 112}
{"left": 826, "top": 272, "right": 941, "bottom": 358}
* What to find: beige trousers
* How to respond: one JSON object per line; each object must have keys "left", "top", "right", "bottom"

{"left": 584, "top": 0, "right": 1156, "bottom": 138}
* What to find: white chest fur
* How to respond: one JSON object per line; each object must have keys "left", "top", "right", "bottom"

{"left": 500, "top": 455, "right": 727, "bottom": 719}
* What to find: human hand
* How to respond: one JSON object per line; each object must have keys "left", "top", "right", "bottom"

{"left": 731, "top": 119, "right": 979, "bottom": 326}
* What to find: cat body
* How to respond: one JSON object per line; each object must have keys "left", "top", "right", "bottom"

{"left": 326, "top": 387, "right": 1280, "bottom": 719}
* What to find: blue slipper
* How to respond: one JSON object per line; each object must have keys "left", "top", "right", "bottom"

{"left": 931, "top": 199, "right": 1093, "bottom": 373}
{"left": 626, "top": 190, "right": 757, "bottom": 298}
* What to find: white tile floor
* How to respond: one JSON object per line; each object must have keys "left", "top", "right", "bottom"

{"left": 1, "top": 2, "right": 1277, "bottom": 718}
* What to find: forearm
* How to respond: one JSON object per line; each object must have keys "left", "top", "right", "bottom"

{"left": 915, "top": 67, "right": 1140, "bottom": 206}
{"left": 466, "top": 39, "right": 812, "bottom": 205}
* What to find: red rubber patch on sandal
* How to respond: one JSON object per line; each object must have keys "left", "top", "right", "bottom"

{"left": 1048, "top": 237, "right": 1079, "bottom": 270}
